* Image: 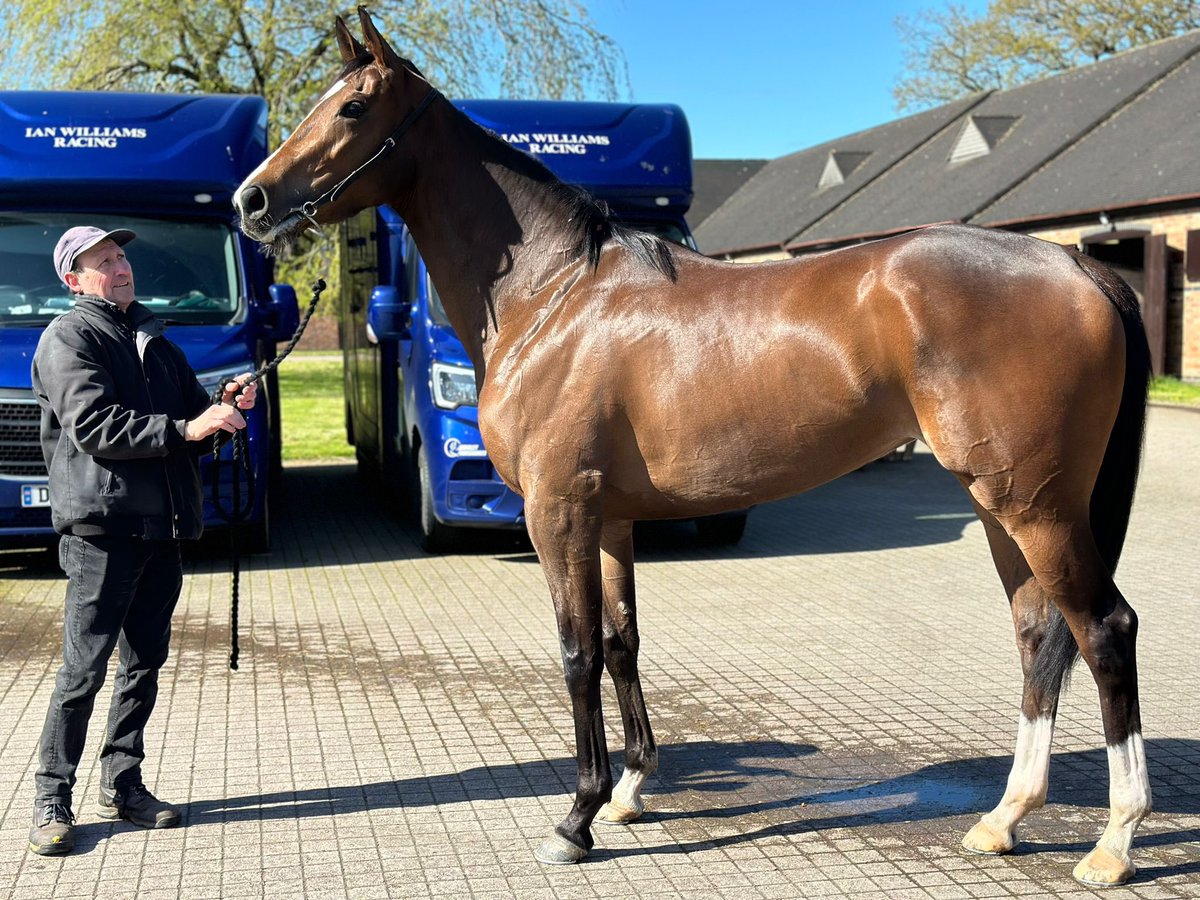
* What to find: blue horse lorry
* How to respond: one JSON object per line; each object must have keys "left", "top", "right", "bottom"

{"left": 0, "top": 91, "right": 299, "bottom": 550}
{"left": 341, "top": 99, "right": 749, "bottom": 551}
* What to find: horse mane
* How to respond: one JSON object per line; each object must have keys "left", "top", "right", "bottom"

{"left": 336, "top": 55, "right": 681, "bottom": 283}
{"left": 337, "top": 52, "right": 426, "bottom": 82}
{"left": 468, "top": 115, "right": 679, "bottom": 282}
{"left": 337, "top": 53, "right": 374, "bottom": 81}
{"left": 547, "top": 181, "right": 679, "bottom": 282}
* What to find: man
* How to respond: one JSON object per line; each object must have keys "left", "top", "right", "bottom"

{"left": 28, "top": 226, "right": 256, "bottom": 855}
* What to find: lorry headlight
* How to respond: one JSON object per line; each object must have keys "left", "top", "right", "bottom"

{"left": 432, "top": 362, "right": 478, "bottom": 409}
{"left": 196, "top": 365, "right": 254, "bottom": 399}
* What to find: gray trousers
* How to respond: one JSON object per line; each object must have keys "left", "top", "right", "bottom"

{"left": 35, "top": 534, "right": 182, "bottom": 802}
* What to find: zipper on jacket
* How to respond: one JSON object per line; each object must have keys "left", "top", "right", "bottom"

{"left": 132, "top": 327, "right": 179, "bottom": 539}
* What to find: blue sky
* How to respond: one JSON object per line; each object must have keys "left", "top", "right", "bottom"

{"left": 588, "top": 1, "right": 988, "bottom": 160}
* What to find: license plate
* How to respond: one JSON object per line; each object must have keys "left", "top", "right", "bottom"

{"left": 21, "top": 484, "right": 50, "bottom": 508}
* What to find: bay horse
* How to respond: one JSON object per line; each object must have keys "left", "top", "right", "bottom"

{"left": 234, "top": 9, "right": 1152, "bottom": 885}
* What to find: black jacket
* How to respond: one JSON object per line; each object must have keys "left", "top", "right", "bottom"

{"left": 31, "top": 295, "right": 212, "bottom": 539}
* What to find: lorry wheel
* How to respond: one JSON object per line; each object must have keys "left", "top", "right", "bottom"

{"left": 695, "top": 512, "right": 748, "bottom": 547}
{"left": 417, "top": 446, "right": 455, "bottom": 553}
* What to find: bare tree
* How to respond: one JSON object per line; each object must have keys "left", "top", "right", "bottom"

{"left": 895, "top": 0, "right": 1200, "bottom": 111}
{"left": 1, "top": 0, "right": 627, "bottom": 143}
{"left": 0, "top": 1, "right": 628, "bottom": 304}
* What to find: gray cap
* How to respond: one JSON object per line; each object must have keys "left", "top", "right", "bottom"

{"left": 53, "top": 226, "right": 136, "bottom": 284}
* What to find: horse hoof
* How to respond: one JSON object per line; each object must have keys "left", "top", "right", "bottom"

{"left": 534, "top": 834, "right": 588, "bottom": 865}
{"left": 1073, "top": 847, "right": 1135, "bottom": 886}
{"left": 961, "top": 821, "right": 1015, "bottom": 855}
{"left": 594, "top": 799, "right": 643, "bottom": 826}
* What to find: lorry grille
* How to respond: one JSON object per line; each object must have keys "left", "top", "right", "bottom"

{"left": 0, "top": 398, "right": 46, "bottom": 477}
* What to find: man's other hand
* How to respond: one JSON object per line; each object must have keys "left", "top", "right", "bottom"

{"left": 221, "top": 374, "right": 257, "bottom": 410}
{"left": 184, "top": 404, "right": 247, "bottom": 441}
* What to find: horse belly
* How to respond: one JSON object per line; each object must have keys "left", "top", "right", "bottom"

{"left": 606, "top": 378, "right": 913, "bottom": 520}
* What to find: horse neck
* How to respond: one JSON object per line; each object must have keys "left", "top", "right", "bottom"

{"left": 383, "top": 100, "right": 583, "bottom": 372}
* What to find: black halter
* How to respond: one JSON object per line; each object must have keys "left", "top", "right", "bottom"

{"left": 295, "top": 87, "right": 440, "bottom": 226}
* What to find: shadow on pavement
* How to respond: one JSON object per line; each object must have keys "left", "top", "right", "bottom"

{"left": 127, "top": 736, "right": 1198, "bottom": 881}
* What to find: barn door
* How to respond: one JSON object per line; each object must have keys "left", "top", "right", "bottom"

{"left": 1142, "top": 234, "right": 1167, "bottom": 377}
{"left": 1081, "top": 229, "right": 1166, "bottom": 377}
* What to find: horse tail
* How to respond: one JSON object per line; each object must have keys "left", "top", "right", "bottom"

{"left": 1030, "top": 251, "right": 1151, "bottom": 697}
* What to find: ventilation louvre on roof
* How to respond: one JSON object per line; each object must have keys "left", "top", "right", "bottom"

{"left": 948, "top": 115, "right": 1019, "bottom": 164}
{"left": 817, "top": 150, "right": 871, "bottom": 191}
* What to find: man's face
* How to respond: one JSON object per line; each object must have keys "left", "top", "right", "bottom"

{"left": 65, "top": 239, "right": 136, "bottom": 308}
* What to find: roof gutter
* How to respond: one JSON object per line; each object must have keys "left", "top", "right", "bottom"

{"left": 976, "top": 192, "right": 1200, "bottom": 230}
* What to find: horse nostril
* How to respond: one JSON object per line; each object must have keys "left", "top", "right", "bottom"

{"left": 237, "top": 184, "right": 270, "bottom": 221}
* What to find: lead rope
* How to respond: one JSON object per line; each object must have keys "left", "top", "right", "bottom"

{"left": 212, "top": 279, "right": 326, "bottom": 670}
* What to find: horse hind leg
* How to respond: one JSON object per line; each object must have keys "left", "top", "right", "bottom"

{"left": 963, "top": 502, "right": 1064, "bottom": 855}
{"left": 975, "top": 503, "right": 1150, "bottom": 885}
{"left": 594, "top": 519, "right": 658, "bottom": 825}
{"left": 1052, "top": 548, "right": 1151, "bottom": 887}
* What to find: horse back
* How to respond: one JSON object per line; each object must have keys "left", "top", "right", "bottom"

{"left": 479, "top": 224, "right": 1127, "bottom": 520}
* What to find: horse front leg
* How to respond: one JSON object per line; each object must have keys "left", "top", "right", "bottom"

{"left": 594, "top": 519, "right": 657, "bottom": 826}
{"left": 524, "top": 485, "right": 611, "bottom": 865}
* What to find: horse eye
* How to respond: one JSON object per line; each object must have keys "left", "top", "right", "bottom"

{"left": 340, "top": 100, "right": 367, "bottom": 119}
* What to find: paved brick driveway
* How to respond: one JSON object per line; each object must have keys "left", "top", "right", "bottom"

{"left": 1, "top": 407, "right": 1197, "bottom": 899}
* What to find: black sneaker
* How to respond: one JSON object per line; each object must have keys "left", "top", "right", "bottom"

{"left": 29, "top": 800, "right": 75, "bottom": 855}
{"left": 97, "top": 784, "right": 181, "bottom": 829}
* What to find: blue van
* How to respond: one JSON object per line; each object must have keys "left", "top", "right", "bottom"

{"left": 0, "top": 91, "right": 299, "bottom": 550}
{"left": 340, "top": 100, "right": 749, "bottom": 551}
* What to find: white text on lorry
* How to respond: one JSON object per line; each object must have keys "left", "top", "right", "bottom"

{"left": 24, "top": 126, "right": 149, "bottom": 149}
{"left": 502, "top": 132, "right": 610, "bottom": 156}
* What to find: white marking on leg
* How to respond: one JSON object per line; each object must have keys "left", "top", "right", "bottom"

{"left": 1097, "top": 732, "right": 1152, "bottom": 858}
{"left": 964, "top": 714, "right": 1053, "bottom": 852}
{"left": 1073, "top": 731, "right": 1151, "bottom": 884}
{"left": 611, "top": 766, "right": 647, "bottom": 811}
{"left": 1000, "top": 714, "right": 1054, "bottom": 814}
{"left": 596, "top": 766, "right": 648, "bottom": 824}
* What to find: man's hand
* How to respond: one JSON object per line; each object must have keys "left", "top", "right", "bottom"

{"left": 184, "top": 404, "right": 247, "bottom": 441}
{"left": 221, "top": 374, "right": 257, "bottom": 410}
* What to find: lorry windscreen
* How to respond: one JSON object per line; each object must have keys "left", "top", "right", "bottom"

{"left": 0, "top": 212, "right": 241, "bottom": 327}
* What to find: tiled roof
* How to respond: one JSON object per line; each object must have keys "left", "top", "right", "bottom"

{"left": 689, "top": 159, "right": 767, "bottom": 230}
{"left": 977, "top": 48, "right": 1200, "bottom": 224}
{"left": 696, "top": 29, "right": 1200, "bottom": 255}
{"left": 694, "top": 96, "right": 978, "bottom": 254}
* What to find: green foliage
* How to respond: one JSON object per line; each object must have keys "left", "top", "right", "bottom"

{"left": 2, "top": 1, "right": 628, "bottom": 142}
{"left": 1149, "top": 376, "right": 1200, "bottom": 408}
{"left": 276, "top": 353, "right": 354, "bottom": 460}
{"left": 0, "top": 1, "right": 628, "bottom": 315}
{"left": 895, "top": 1, "right": 1200, "bottom": 110}
{"left": 276, "top": 232, "right": 342, "bottom": 318}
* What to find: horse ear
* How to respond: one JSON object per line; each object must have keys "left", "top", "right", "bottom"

{"left": 357, "top": 6, "right": 401, "bottom": 71}
{"left": 335, "top": 15, "right": 365, "bottom": 63}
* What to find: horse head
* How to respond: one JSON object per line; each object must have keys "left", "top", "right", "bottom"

{"left": 234, "top": 7, "right": 436, "bottom": 254}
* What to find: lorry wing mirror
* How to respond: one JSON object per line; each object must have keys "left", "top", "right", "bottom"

{"left": 366, "top": 286, "right": 411, "bottom": 343}
{"left": 266, "top": 284, "right": 300, "bottom": 341}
